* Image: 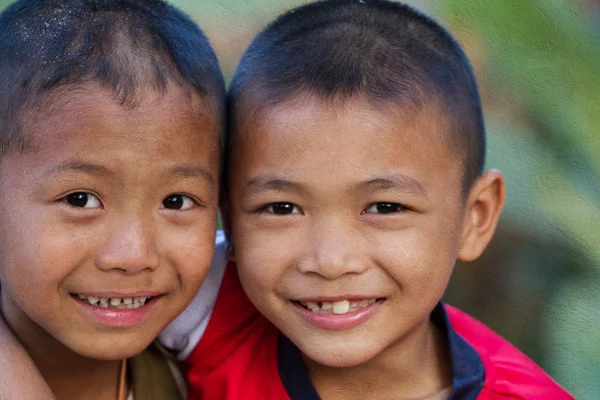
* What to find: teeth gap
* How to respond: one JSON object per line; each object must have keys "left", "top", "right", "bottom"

{"left": 296, "top": 299, "right": 381, "bottom": 314}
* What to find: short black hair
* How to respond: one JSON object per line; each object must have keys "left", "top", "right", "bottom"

{"left": 0, "top": 0, "right": 225, "bottom": 155}
{"left": 228, "top": 0, "right": 485, "bottom": 190}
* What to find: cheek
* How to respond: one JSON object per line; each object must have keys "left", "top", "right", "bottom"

{"left": 233, "top": 226, "right": 292, "bottom": 296}
{"left": 162, "top": 223, "right": 217, "bottom": 292}
{"left": 0, "top": 221, "right": 89, "bottom": 332}
{"left": 0, "top": 211, "right": 88, "bottom": 290}
{"left": 373, "top": 220, "right": 461, "bottom": 294}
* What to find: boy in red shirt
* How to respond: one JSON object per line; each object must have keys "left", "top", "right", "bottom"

{"left": 160, "top": 1, "right": 574, "bottom": 399}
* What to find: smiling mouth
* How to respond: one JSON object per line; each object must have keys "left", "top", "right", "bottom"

{"left": 294, "top": 299, "right": 384, "bottom": 315}
{"left": 73, "top": 294, "right": 154, "bottom": 309}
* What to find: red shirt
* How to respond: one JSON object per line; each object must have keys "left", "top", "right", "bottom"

{"left": 180, "top": 262, "right": 573, "bottom": 400}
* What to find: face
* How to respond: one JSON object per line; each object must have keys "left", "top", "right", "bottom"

{"left": 0, "top": 83, "right": 220, "bottom": 360}
{"left": 228, "top": 95, "right": 501, "bottom": 368}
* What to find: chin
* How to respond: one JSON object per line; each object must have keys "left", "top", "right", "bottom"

{"left": 300, "top": 340, "right": 381, "bottom": 368}
{"left": 67, "top": 334, "right": 154, "bottom": 361}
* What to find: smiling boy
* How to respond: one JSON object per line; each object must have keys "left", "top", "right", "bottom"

{"left": 161, "top": 1, "right": 573, "bottom": 399}
{"left": 0, "top": 0, "right": 224, "bottom": 399}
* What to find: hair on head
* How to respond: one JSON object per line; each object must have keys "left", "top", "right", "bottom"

{"left": 228, "top": 0, "right": 485, "bottom": 190}
{"left": 0, "top": 0, "right": 225, "bottom": 156}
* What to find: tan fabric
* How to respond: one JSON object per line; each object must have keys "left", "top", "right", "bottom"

{"left": 380, "top": 386, "right": 452, "bottom": 400}
{"left": 402, "top": 386, "right": 452, "bottom": 400}
{"left": 128, "top": 341, "right": 186, "bottom": 400}
{"left": 421, "top": 387, "right": 452, "bottom": 400}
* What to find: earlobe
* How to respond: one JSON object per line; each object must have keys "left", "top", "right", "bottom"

{"left": 458, "top": 169, "right": 506, "bottom": 262}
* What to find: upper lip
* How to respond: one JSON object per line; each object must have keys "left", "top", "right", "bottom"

{"left": 293, "top": 296, "right": 383, "bottom": 302}
{"left": 72, "top": 291, "right": 164, "bottom": 298}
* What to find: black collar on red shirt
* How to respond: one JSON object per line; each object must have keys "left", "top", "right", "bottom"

{"left": 277, "top": 302, "right": 485, "bottom": 400}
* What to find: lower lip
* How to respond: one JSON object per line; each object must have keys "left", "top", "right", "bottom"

{"left": 292, "top": 300, "right": 384, "bottom": 330}
{"left": 72, "top": 296, "right": 160, "bottom": 328}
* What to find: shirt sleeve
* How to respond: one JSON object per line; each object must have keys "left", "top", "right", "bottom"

{"left": 158, "top": 230, "right": 228, "bottom": 360}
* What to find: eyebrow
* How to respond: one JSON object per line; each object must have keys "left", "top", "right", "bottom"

{"left": 46, "top": 161, "right": 114, "bottom": 178}
{"left": 245, "top": 175, "right": 306, "bottom": 194}
{"left": 245, "top": 173, "right": 426, "bottom": 197}
{"left": 46, "top": 162, "right": 215, "bottom": 188}
{"left": 170, "top": 165, "right": 215, "bottom": 188}
{"left": 359, "top": 174, "right": 426, "bottom": 195}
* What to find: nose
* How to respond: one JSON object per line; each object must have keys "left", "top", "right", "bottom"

{"left": 95, "top": 213, "right": 160, "bottom": 274}
{"left": 297, "top": 218, "right": 368, "bottom": 280}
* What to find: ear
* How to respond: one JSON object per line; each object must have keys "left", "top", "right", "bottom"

{"left": 218, "top": 190, "right": 236, "bottom": 262}
{"left": 457, "top": 169, "right": 506, "bottom": 262}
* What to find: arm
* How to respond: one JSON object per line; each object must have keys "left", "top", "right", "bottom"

{"left": 0, "top": 311, "right": 55, "bottom": 400}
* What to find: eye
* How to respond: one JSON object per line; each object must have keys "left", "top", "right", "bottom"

{"left": 362, "top": 202, "right": 406, "bottom": 214}
{"left": 161, "top": 194, "right": 198, "bottom": 210}
{"left": 63, "top": 192, "right": 102, "bottom": 209}
{"left": 261, "top": 202, "right": 302, "bottom": 215}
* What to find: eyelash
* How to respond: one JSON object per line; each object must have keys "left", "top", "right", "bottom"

{"left": 362, "top": 202, "right": 407, "bottom": 214}
{"left": 61, "top": 192, "right": 103, "bottom": 209}
{"left": 257, "top": 202, "right": 408, "bottom": 215}
{"left": 59, "top": 192, "right": 200, "bottom": 211}
{"left": 259, "top": 202, "right": 303, "bottom": 215}
{"left": 160, "top": 194, "right": 200, "bottom": 211}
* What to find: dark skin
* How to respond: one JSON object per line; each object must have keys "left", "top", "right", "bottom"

{"left": 0, "top": 93, "right": 504, "bottom": 400}
{"left": 0, "top": 83, "right": 221, "bottom": 400}
{"left": 226, "top": 94, "right": 505, "bottom": 399}
{"left": 0, "top": 314, "right": 55, "bottom": 400}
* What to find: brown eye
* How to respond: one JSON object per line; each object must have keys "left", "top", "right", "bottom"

{"left": 363, "top": 202, "right": 405, "bottom": 214}
{"left": 64, "top": 192, "right": 102, "bottom": 208}
{"left": 263, "top": 202, "right": 302, "bottom": 215}
{"left": 161, "top": 195, "right": 197, "bottom": 210}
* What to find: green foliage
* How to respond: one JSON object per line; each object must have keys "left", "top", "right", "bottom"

{"left": 443, "top": 0, "right": 600, "bottom": 397}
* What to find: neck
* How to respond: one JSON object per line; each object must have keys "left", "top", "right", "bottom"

{"left": 2, "top": 295, "right": 125, "bottom": 400}
{"left": 304, "top": 320, "right": 452, "bottom": 400}
{"left": 29, "top": 338, "right": 123, "bottom": 400}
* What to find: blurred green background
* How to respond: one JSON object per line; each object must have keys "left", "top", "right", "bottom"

{"left": 1, "top": 0, "right": 598, "bottom": 397}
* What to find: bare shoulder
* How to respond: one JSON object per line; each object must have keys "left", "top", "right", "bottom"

{"left": 0, "top": 314, "right": 55, "bottom": 400}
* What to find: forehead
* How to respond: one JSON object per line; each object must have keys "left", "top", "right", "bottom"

{"left": 31, "top": 83, "right": 216, "bottom": 133}
{"left": 24, "top": 83, "right": 218, "bottom": 151}
{"left": 2, "top": 83, "right": 221, "bottom": 178}
{"left": 232, "top": 95, "right": 463, "bottom": 194}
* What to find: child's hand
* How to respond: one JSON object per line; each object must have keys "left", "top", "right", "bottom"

{"left": 0, "top": 291, "right": 55, "bottom": 400}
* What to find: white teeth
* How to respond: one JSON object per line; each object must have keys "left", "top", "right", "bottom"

{"left": 299, "top": 299, "right": 378, "bottom": 315}
{"left": 332, "top": 300, "right": 350, "bottom": 314}
{"left": 76, "top": 294, "right": 151, "bottom": 309}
